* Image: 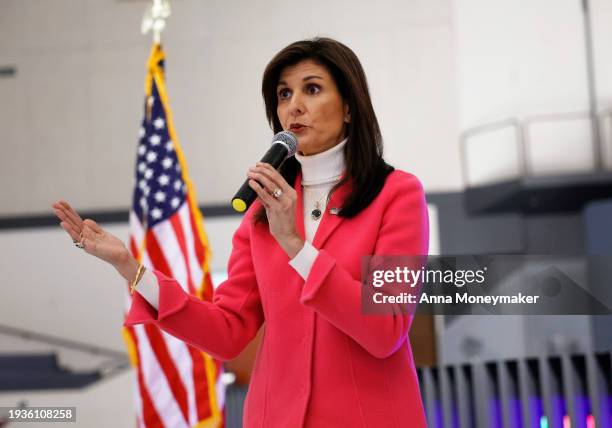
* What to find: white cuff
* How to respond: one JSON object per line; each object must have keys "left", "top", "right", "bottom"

{"left": 289, "top": 241, "right": 319, "bottom": 280}
{"left": 135, "top": 269, "right": 160, "bottom": 309}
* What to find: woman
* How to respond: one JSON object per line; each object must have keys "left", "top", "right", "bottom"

{"left": 53, "top": 37, "right": 429, "bottom": 427}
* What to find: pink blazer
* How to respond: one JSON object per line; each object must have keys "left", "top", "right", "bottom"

{"left": 125, "top": 169, "right": 429, "bottom": 428}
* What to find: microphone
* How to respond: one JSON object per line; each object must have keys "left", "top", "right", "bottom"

{"left": 231, "top": 131, "right": 298, "bottom": 213}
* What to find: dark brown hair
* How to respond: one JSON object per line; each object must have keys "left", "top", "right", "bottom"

{"left": 255, "top": 37, "right": 393, "bottom": 223}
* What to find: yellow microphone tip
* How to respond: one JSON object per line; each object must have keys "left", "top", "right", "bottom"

{"left": 232, "top": 199, "right": 247, "bottom": 212}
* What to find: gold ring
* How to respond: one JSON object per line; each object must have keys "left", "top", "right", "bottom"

{"left": 272, "top": 188, "right": 282, "bottom": 199}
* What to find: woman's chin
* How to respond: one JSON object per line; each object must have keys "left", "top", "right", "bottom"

{"left": 296, "top": 142, "right": 309, "bottom": 156}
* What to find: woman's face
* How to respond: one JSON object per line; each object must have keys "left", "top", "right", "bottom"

{"left": 276, "top": 59, "right": 350, "bottom": 156}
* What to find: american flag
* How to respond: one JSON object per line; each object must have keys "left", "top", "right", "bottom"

{"left": 122, "top": 44, "right": 225, "bottom": 428}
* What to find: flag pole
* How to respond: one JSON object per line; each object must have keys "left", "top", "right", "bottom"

{"left": 137, "top": 0, "right": 171, "bottom": 255}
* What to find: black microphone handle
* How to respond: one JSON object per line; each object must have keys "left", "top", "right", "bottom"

{"left": 231, "top": 143, "right": 289, "bottom": 212}
{"left": 260, "top": 142, "right": 289, "bottom": 168}
{"left": 232, "top": 180, "right": 258, "bottom": 212}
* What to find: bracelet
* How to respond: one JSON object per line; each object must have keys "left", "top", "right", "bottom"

{"left": 130, "top": 264, "right": 147, "bottom": 295}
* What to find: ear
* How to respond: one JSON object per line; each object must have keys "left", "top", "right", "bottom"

{"left": 343, "top": 103, "right": 351, "bottom": 123}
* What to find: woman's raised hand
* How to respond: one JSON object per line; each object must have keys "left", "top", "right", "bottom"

{"left": 51, "top": 200, "right": 138, "bottom": 281}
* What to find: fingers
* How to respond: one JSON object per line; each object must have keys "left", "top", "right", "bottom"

{"left": 265, "top": 163, "right": 292, "bottom": 190}
{"left": 52, "top": 200, "right": 83, "bottom": 232}
{"left": 248, "top": 179, "right": 274, "bottom": 207}
{"left": 53, "top": 206, "right": 73, "bottom": 226}
{"left": 247, "top": 168, "right": 277, "bottom": 195}
{"left": 83, "top": 219, "right": 103, "bottom": 235}
{"left": 54, "top": 206, "right": 79, "bottom": 231}
{"left": 58, "top": 200, "right": 84, "bottom": 229}
{"left": 81, "top": 224, "right": 98, "bottom": 240}
{"left": 54, "top": 209, "right": 80, "bottom": 241}
{"left": 60, "top": 221, "right": 80, "bottom": 242}
{"left": 78, "top": 224, "right": 100, "bottom": 254}
{"left": 52, "top": 200, "right": 102, "bottom": 247}
{"left": 80, "top": 233, "right": 96, "bottom": 254}
{"left": 247, "top": 163, "right": 298, "bottom": 210}
{"left": 251, "top": 163, "right": 291, "bottom": 191}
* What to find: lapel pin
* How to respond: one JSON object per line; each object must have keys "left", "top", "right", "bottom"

{"left": 329, "top": 207, "right": 340, "bottom": 215}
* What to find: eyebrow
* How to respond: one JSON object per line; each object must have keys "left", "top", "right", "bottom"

{"left": 277, "top": 75, "right": 324, "bottom": 87}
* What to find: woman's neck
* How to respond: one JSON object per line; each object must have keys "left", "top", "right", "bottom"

{"left": 295, "top": 139, "right": 347, "bottom": 186}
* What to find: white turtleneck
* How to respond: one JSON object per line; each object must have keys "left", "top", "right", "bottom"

{"left": 288, "top": 138, "right": 346, "bottom": 278}
{"left": 136, "top": 139, "right": 347, "bottom": 309}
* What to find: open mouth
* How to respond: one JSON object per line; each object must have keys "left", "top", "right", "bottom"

{"left": 290, "top": 124, "right": 307, "bottom": 133}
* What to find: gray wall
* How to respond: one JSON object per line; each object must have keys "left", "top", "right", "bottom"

{"left": 0, "top": 0, "right": 460, "bottom": 218}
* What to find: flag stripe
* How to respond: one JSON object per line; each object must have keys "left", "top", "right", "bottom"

{"left": 130, "top": 231, "right": 203, "bottom": 426}
{"left": 178, "top": 203, "right": 203, "bottom": 291}
{"left": 129, "top": 237, "right": 140, "bottom": 262}
{"left": 131, "top": 367, "right": 145, "bottom": 428}
{"left": 143, "top": 324, "right": 190, "bottom": 425}
{"left": 152, "top": 221, "right": 189, "bottom": 292}
{"left": 163, "top": 333, "right": 199, "bottom": 426}
{"left": 123, "top": 327, "right": 145, "bottom": 428}
{"left": 143, "top": 217, "right": 202, "bottom": 426}
{"left": 146, "top": 223, "right": 220, "bottom": 425}
{"left": 169, "top": 207, "right": 217, "bottom": 421}
{"left": 170, "top": 208, "right": 197, "bottom": 294}
{"left": 126, "top": 326, "right": 165, "bottom": 428}
{"left": 145, "top": 229, "right": 173, "bottom": 279}
{"left": 187, "top": 195, "right": 206, "bottom": 260}
{"left": 189, "top": 347, "right": 213, "bottom": 420}
{"left": 215, "top": 365, "right": 226, "bottom": 410}
{"left": 130, "top": 211, "right": 145, "bottom": 245}
{"left": 135, "top": 325, "right": 189, "bottom": 428}
{"left": 137, "top": 231, "right": 191, "bottom": 428}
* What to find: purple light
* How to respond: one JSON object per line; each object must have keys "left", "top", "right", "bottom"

{"left": 489, "top": 398, "right": 503, "bottom": 428}
{"left": 434, "top": 400, "right": 443, "bottom": 428}
{"left": 508, "top": 397, "right": 523, "bottom": 428}
{"left": 574, "top": 394, "right": 591, "bottom": 428}
{"left": 529, "top": 396, "right": 544, "bottom": 428}
{"left": 551, "top": 394, "right": 567, "bottom": 428}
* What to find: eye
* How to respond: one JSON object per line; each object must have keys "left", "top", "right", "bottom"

{"left": 278, "top": 88, "right": 291, "bottom": 100}
{"left": 306, "top": 84, "right": 321, "bottom": 95}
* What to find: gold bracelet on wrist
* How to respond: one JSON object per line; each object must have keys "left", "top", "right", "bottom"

{"left": 130, "top": 264, "right": 147, "bottom": 295}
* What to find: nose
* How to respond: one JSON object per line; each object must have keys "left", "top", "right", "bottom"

{"left": 288, "top": 92, "right": 305, "bottom": 117}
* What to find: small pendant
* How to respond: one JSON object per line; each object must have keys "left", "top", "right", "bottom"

{"left": 311, "top": 208, "right": 322, "bottom": 221}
